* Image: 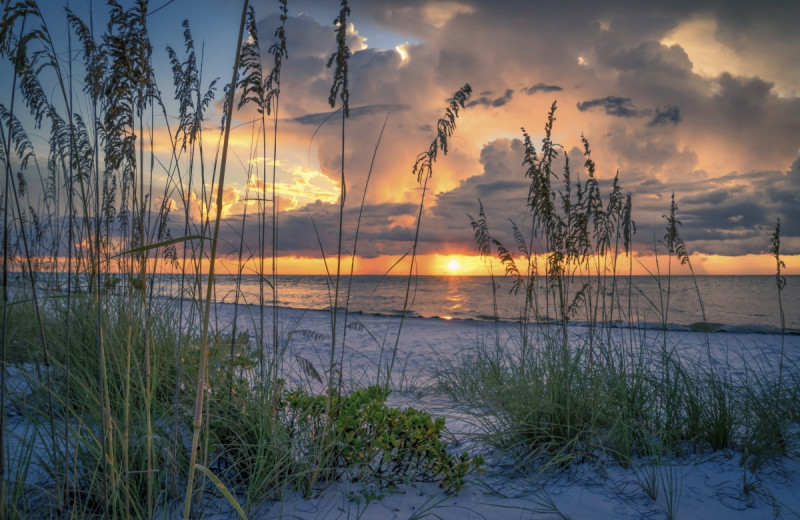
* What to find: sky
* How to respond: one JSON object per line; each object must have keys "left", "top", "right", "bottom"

{"left": 7, "top": 0, "right": 800, "bottom": 275}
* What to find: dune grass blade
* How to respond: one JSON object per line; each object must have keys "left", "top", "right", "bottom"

{"left": 268, "top": 0, "right": 288, "bottom": 411}
{"left": 325, "top": 0, "right": 351, "bottom": 397}
{"left": 339, "top": 112, "right": 388, "bottom": 390}
{"left": 1, "top": 97, "right": 9, "bottom": 520}
{"left": 107, "top": 234, "right": 208, "bottom": 260}
{"left": 771, "top": 219, "right": 786, "bottom": 391}
{"left": 304, "top": 0, "right": 351, "bottom": 497}
{"left": 193, "top": 464, "right": 248, "bottom": 520}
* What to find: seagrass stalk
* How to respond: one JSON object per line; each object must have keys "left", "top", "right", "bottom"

{"left": 0, "top": 4, "right": 63, "bottom": 513}
{"left": 269, "top": 0, "right": 288, "bottom": 412}
{"left": 387, "top": 84, "right": 472, "bottom": 387}
{"left": 306, "top": 0, "right": 351, "bottom": 497}
{"left": 340, "top": 112, "right": 389, "bottom": 389}
{"left": 327, "top": 0, "right": 351, "bottom": 397}
{"left": 771, "top": 219, "right": 786, "bottom": 393}
{"left": 182, "top": 1, "right": 249, "bottom": 517}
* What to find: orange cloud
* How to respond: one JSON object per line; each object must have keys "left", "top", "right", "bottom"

{"left": 182, "top": 185, "right": 242, "bottom": 222}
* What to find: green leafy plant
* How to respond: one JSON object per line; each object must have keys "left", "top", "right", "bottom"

{"left": 284, "top": 385, "right": 483, "bottom": 492}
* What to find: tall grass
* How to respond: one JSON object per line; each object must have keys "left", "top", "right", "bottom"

{"left": 439, "top": 105, "right": 799, "bottom": 475}
{"left": 771, "top": 219, "right": 787, "bottom": 390}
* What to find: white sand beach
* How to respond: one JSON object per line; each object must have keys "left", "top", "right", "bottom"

{"left": 202, "top": 305, "right": 800, "bottom": 518}
{"left": 4, "top": 302, "right": 799, "bottom": 519}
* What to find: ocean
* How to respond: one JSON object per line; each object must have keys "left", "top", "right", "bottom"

{"left": 153, "top": 274, "right": 799, "bottom": 334}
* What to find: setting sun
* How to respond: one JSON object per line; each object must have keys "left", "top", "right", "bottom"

{"left": 446, "top": 259, "right": 461, "bottom": 272}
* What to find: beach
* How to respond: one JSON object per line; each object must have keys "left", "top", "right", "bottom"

{"left": 221, "top": 304, "right": 800, "bottom": 519}
{"left": 8, "top": 297, "right": 797, "bottom": 519}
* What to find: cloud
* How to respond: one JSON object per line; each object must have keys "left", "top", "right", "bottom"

{"left": 605, "top": 40, "right": 693, "bottom": 76}
{"left": 577, "top": 96, "right": 680, "bottom": 126}
{"left": 524, "top": 83, "right": 563, "bottom": 94}
{"left": 466, "top": 89, "right": 514, "bottom": 108}
{"left": 789, "top": 158, "right": 800, "bottom": 183}
{"left": 423, "top": 138, "right": 533, "bottom": 253}
{"left": 662, "top": 7, "right": 800, "bottom": 97}
{"left": 649, "top": 106, "right": 680, "bottom": 125}
{"left": 420, "top": 1, "right": 475, "bottom": 28}
{"left": 186, "top": 185, "right": 242, "bottom": 222}
{"left": 221, "top": 198, "right": 427, "bottom": 259}
{"left": 577, "top": 96, "right": 644, "bottom": 118}
{"left": 287, "top": 104, "right": 409, "bottom": 125}
{"left": 236, "top": 138, "right": 534, "bottom": 259}
{"left": 713, "top": 73, "right": 774, "bottom": 122}
{"left": 632, "top": 164, "right": 800, "bottom": 255}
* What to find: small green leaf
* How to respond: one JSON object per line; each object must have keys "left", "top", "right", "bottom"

{"left": 108, "top": 234, "right": 208, "bottom": 259}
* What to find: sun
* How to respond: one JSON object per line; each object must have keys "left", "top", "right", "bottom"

{"left": 446, "top": 259, "right": 461, "bottom": 273}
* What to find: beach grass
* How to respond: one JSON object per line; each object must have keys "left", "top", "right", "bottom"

{"left": 437, "top": 107, "right": 799, "bottom": 478}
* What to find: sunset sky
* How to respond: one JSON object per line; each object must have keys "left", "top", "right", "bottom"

{"left": 10, "top": 0, "right": 800, "bottom": 275}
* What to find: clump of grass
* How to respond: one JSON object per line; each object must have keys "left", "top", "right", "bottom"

{"left": 439, "top": 107, "right": 800, "bottom": 476}
{"left": 4, "top": 293, "right": 180, "bottom": 518}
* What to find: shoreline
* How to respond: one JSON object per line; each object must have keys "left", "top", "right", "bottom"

{"left": 6, "top": 273, "right": 800, "bottom": 332}
{"left": 161, "top": 295, "right": 800, "bottom": 337}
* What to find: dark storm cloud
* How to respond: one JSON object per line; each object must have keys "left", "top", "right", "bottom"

{"left": 466, "top": 89, "right": 514, "bottom": 108}
{"left": 605, "top": 40, "right": 693, "bottom": 76}
{"left": 789, "top": 158, "right": 800, "bottom": 183}
{"left": 681, "top": 189, "right": 731, "bottom": 205}
{"left": 422, "top": 138, "right": 531, "bottom": 253}
{"left": 524, "top": 83, "right": 563, "bottom": 95}
{"left": 713, "top": 73, "right": 774, "bottom": 122}
{"left": 649, "top": 106, "right": 680, "bottom": 126}
{"left": 577, "top": 96, "right": 644, "bottom": 118}
{"left": 577, "top": 97, "right": 680, "bottom": 126}
{"left": 631, "top": 163, "right": 800, "bottom": 255}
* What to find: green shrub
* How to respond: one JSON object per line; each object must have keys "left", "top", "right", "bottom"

{"left": 284, "top": 385, "right": 483, "bottom": 492}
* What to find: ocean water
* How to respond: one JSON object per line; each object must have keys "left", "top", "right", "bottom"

{"left": 155, "top": 274, "right": 799, "bottom": 333}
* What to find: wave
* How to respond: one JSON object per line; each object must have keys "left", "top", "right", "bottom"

{"left": 181, "top": 296, "right": 798, "bottom": 336}
{"left": 564, "top": 319, "right": 799, "bottom": 336}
